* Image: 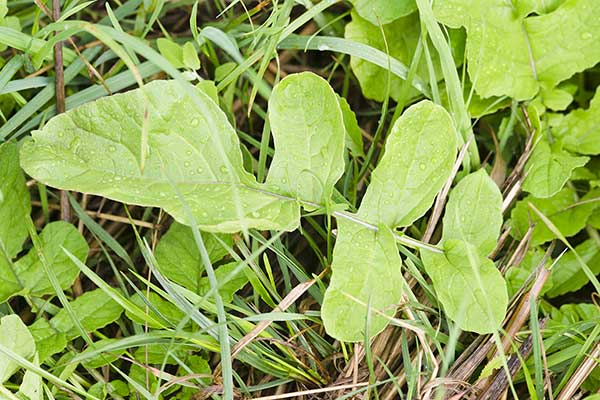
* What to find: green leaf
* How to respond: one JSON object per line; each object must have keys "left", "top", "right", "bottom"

{"left": 156, "top": 38, "right": 184, "bottom": 68}
{"left": 11, "top": 221, "right": 88, "bottom": 299}
{"left": 182, "top": 41, "right": 200, "bottom": 70}
{"left": 196, "top": 80, "right": 218, "bottom": 104}
{"left": 0, "top": 1, "right": 20, "bottom": 53}
{"left": 549, "top": 303, "right": 600, "bottom": 326}
{"left": 522, "top": 138, "right": 589, "bottom": 198}
{"left": 358, "top": 100, "right": 457, "bottom": 227}
{"left": 154, "top": 222, "right": 232, "bottom": 292}
{"left": 479, "top": 355, "right": 503, "bottom": 380}
{"left": 349, "top": 0, "right": 416, "bottom": 25}
{"left": 198, "top": 261, "right": 248, "bottom": 303}
{"left": 510, "top": 187, "right": 596, "bottom": 245}
{"left": 589, "top": 194, "right": 600, "bottom": 229}
{"left": 441, "top": 170, "right": 503, "bottom": 256}
{"left": 547, "top": 239, "right": 600, "bottom": 298}
{"left": 266, "top": 72, "right": 345, "bottom": 205}
{"left": 421, "top": 239, "right": 508, "bottom": 334}
{"left": 29, "top": 318, "right": 67, "bottom": 362}
{"left": 540, "top": 86, "right": 574, "bottom": 111}
{"left": 0, "top": 250, "right": 21, "bottom": 302}
{"left": 50, "top": 288, "right": 123, "bottom": 340}
{"left": 321, "top": 100, "right": 457, "bottom": 341}
{"left": 0, "top": 314, "right": 36, "bottom": 383}
{"left": 322, "top": 220, "right": 402, "bottom": 342}
{"left": 179, "top": 356, "right": 212, "bottom": 398}
{"left": 0, "top": 0, "right": 7, "bottom": 19}
{"left": 0, "top": 141, "right": 30, "bottom": 259}
{"left": 19, "top": 354, "right": 42, "bottom": 400}
{"left": 20, "top": 80, "right": 300, "bottom": 233}
{"left": 337, "top": 95, "right": 364, "bottom": 157}
{"left": 181, "top": 355, "right": 211, "bottom": 385}
{"left": 552, "top": 87, "right": 600, "bottom": 155}
{"left": 434, "top": 0, "right": 600, "bottom": 100}
{"left": 345, "top": 11, "right": 437, "bottom": 102}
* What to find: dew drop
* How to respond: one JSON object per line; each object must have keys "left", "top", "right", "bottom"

{"left": 251, "top": 211, "right": 260, "bottom": 218}
{"left": 184, "top": 161, "right": 191, "bottom": 167}
{"left": 197, "top": 167, "right": 204, "bottom": 174}
{"left": 191, "top": 118, "right": 199, "bottom": 126}
{"left": 419, "top": 162, "right": 426, "bottom": 170}
{"left": 582, "top": 32, "right": 592, "bottom": 40}
{"left": 108, "top": 145, "right": 116, "bottom": 152}
{"left": 220, "top": 166, "right": 228, "bottom": 173}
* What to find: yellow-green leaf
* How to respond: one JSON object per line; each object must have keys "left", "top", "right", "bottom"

{"left": 349, "top": 0, "right": 416, "bottom": 25}
{"left": 435, "top": 0, "right": 600, "bottom": 100}
{"left": 441, "top": 170, "right": 503, "bottom": 256}
{"left": 522, "top": 138, "right": 588, "bottom": 198}
{"left": 266, "top": 72, "right": 345, "bottom": 205}
{"left": 0, "top": 141, "right": 30, "bottom": 259}
{"left": 322, "top": 220, "right": 402, "bottom": 342}
{"left": 20, "top": 80, "right": 300, "bottom": 233}
{"left": 422, "top": 239, "right": 508, "bottom": 334}
{"left": 552, "top": 87, "right": 600, "bottom": 155}
{"left": 510, "top": 187, "right": 596, "bottom": 245}
{"left": 358, "top": 100, "right": 457, "bottom": 227}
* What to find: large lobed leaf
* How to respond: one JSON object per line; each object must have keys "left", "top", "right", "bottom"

{"left": 434, "top": 0, "right": 600, "bottom": 100}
